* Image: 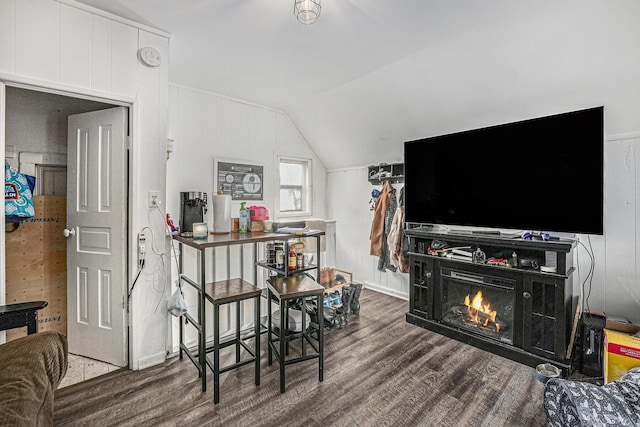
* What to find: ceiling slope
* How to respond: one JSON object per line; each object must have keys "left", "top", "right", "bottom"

{"left": 74, "top": 0, "right": 640, "bottom": 169}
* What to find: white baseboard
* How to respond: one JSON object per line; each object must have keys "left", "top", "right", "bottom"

{"left": 363, "top": 281, "right": 409, "bottom": 301}
{"left": 136, "top": 351, "right": 167, "bottom": 370}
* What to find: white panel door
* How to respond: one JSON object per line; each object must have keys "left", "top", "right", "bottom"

{"left": 67, "top": 107, "right": 127, "bottom": 367}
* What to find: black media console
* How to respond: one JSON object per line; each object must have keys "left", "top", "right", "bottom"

{"left": 405, "top": 228, "right": 577, "bottom": 374}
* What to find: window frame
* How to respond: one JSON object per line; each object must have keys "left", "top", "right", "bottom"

{"left": 277, "top": 156, "right": 312, "bottom": 218}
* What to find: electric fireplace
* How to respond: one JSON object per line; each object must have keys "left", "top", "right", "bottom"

{"left": 405, "top": 229, "right": 576, "bottom": 374}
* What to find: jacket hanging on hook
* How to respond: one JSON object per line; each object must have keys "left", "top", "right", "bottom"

{"left": 370, "top": 180, "right": 392, "bottom": 256}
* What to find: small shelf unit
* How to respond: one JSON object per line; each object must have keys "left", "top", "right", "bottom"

{"left": 368, "top": 163, "right": 404, "bottom": 184}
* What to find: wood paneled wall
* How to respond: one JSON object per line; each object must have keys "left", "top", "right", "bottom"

{"left": 0, "top": 0, "right": 152, "bottom": 97}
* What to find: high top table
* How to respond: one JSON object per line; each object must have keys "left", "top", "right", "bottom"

{"left": 173, "top": 230, "right": 324, "bottom": 395}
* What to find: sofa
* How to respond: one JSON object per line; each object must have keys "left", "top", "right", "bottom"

{"left": 0, "top": 331, "right": 68, "bottom": 426}
{"left": 544, "top": 367, "right": 640, "bottom": 426}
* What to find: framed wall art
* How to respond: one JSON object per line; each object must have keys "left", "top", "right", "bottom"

{"left": 214, "top": 159, "right": 264, "bottom": 200}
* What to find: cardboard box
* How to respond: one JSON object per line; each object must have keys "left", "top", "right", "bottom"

{"left": 249, "top": 220, "right": 264, "bottom": 232}
{"left": 604, "top": 329, "right": 640, "bottom": 383}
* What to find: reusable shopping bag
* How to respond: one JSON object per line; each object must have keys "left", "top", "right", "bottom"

{"left": 5, "top": 162, "right": 35, "bottom": 220}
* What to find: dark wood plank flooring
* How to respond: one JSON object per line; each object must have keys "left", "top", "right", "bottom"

{"left": 54, "top": 289, "right": 547, "bottom": 426}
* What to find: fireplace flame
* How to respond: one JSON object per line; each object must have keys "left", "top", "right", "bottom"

{"left": 463, "top": 291, "right": 500, "bottom": 332}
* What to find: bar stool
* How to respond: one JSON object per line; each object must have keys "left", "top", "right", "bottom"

{"left": 267, "top": 275, "right": 324, "bottom": 393}
{"left": 204, "top": 279, "right": 262, "bottom": 404}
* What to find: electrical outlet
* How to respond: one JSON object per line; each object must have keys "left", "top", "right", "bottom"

{"left": 148, "top": 191, "right": 160, "bottom": 208}
{"left": 138, "top": 232, "right": 146, "bottom": 253}
{"left": 138, "top": 232, "right": 146, "bottom": 265}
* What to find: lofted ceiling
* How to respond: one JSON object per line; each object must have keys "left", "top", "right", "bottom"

{"left": 74, "top": 0, "right": 640, "bottom": 170}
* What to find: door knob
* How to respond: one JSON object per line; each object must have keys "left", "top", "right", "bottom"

{"left": 63, "top": 228, "right": 76, "bottom": 238}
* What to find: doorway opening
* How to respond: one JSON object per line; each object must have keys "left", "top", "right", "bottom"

{"left": 4, "top": 86, "right": 129, "bottom": 387}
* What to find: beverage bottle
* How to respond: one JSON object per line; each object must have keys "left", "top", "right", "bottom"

{"left": 288, "top": 247, "right": 297, "bottom": 271}
{"left": 297, "top": 249, "right": 304, "bottom": 269}
{"left": 296, "top": 242, "right": 305, "bottom": 269}
{"left": 239, "top": 201, "right": 249, "bottom": 233}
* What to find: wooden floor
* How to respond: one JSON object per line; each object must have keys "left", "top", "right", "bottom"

{"left": 54, "top": 289, "right": 547, "bottom": 426}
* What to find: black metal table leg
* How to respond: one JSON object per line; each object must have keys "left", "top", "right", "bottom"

{"left": 200, "top": 249, "right": 207, "bottom": 392}
{"left": 255, "top": 293, "right": 260, "bottom": 386}
{"left": 318, "top": 292, "right": 324, "bottom": 382}
{"left": 268, "top": 290, "right": 273, "bottom": 366}
{"left": 178, "top": 242, "right": 184, "bottom": 360}
{"left": 213, "top": 303, "right": 220, "bottom": 404}
{"left": 280, "top": 298, "right": 287, "bottom": 394}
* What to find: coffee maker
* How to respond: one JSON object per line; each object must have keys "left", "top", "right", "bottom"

{"left": 179, "top": 191, "right": 207, "bottom": 237}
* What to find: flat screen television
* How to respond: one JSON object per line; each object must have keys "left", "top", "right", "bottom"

{"left": 404, "top": 106, "right": 604, "bottom": 235}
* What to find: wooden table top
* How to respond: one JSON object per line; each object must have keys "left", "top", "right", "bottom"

{"left": 267, "top": 275, "right": 324, "bottom": 299}
{"left": 173, "top": 230, "right": 324, "bottom": 250}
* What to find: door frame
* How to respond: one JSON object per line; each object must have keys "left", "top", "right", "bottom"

{"left": 0, "top": 77, "right": 136, "bottom": 365}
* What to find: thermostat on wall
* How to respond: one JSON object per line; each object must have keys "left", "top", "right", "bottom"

{"left": 138, "top": 47, "right": 161, "bottom": 67}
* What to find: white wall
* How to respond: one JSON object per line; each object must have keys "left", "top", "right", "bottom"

{"left": 326, "top": 167, "right": 407, "bottom": 299}
{"left": 0, "top": 0, "right": 170, "bottom": 369}
{"left": 166, "top": 84, "right": 327, "bottom": 349}
{"left": 166, "top": 84, "right": 326, "bottom": 229}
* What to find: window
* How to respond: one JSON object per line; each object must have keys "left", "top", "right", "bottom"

{"left": 278, "top": 157, "right": 311, "bottom": 216}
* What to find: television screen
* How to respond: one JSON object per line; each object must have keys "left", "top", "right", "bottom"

{"left": 404, "top": 106, "right": 604, "bottom": 235}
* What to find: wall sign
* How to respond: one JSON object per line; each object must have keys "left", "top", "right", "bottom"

{"left": 215, "top": 161, "right": 263, "bottom": 200}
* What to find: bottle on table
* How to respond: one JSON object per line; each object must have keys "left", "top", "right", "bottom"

{"left": 239, "top": 201, "right": 249, "bottom": 233}
{"left": 276, "top": 249, "right": 284, "bottom": 269}
{"left": 288, "top": 246, "right": 297, "bottom": 271}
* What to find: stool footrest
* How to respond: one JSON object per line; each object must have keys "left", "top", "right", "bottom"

{"left": 268, "top": 337, "right": 320, "bottom": 364}
{"left": 207, "top": 356, "right": 257, "bottom": 374}
{"left": 207, "top": 338, "right": 255, "bottom": 355}
{"left": 284, "top": 354, "right": 320, "bottom": 366}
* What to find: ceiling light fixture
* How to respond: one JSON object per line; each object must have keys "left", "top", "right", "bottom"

{"left": 294, "top": 0, "right": 321, "bottom": 25}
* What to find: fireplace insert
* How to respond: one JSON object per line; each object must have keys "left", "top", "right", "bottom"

{"left": 440, "top": 268, "right": 515, "bottom": 344}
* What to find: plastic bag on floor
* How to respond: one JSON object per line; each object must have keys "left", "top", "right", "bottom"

{"left": 168, "top": 288, "right": 187, "bottom": 317}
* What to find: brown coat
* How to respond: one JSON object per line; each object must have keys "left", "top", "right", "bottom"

{"left": 370, "top": 180, "right": 392, "bottom": 256}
